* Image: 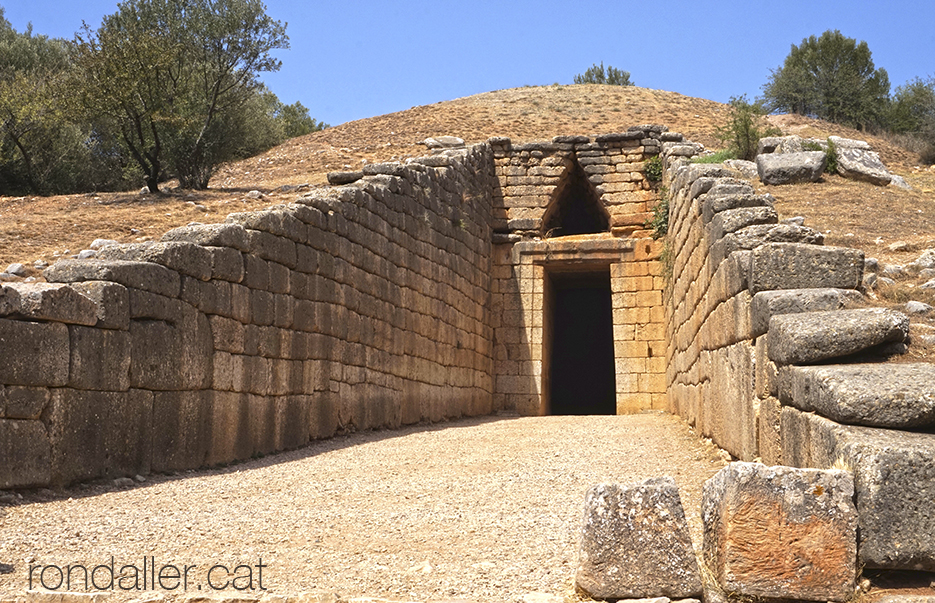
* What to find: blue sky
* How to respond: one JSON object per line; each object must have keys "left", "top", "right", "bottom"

{"left": 4, "top": 0, "right": 934, "bottom": 127}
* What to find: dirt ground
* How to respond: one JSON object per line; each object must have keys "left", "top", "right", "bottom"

{"left": 1, "top": 414, "right": 729, "bottom": 603}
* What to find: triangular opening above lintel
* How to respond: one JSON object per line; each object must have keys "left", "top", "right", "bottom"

{"left": 540, "top": 157, "right": 609, "bottom": 238}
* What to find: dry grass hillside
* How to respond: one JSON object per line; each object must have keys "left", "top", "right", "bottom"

{"left": 2, "top": 84, "right": 934, "bottom": 293}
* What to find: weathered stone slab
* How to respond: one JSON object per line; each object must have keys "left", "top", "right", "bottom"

{"left": 750, "top": 243, "right": 863, "bottom": 294}
{"left": 0, "top": 418, "right": 51, "bottom": 488}
{"left": 161, "top": 222, "right": 251, "bottom": 252}
{"left": 327, "top": 171, "right": 363, "bottom": 185}
{"left": 756, "top": 151, "right": 827, "bottom": 185}
{"left": 68, "top": 281, "right": 130, "bottom": 330}
{"left": 0, "top": 385, "right": 49, "bottom": 419}
{"left": 0, "top": 319, "right": 69, "bottom": 387}
{"left": 576, "top": 477, "right": 702, "bottom": 600}
{"left": 68, "top": 325, "right": 131, "bottom": 391}
{"left": 836, "top": 148, "right": 892, "bottom": 185}
{"left": 47, "top": 388, "right": 152, "bottom": 486}
{"left": 768, "top": 308, "right": 908, "bottom": 365}
{"left": 45, "top": 259, "right": 181, "bottom": 298}
{"left": 779, "top": 363, "right": 935, "bottom": 428}
{"left": 151, "top": 390, "right": 210, "bottom": 472}
{"left": 97, "top": 241, "right": 212, "bottom": 281}
{"left": 0, "top": 282, "right": 98, "bottom": 325}
{"left": 129, "top": 303, "right": 213, "bottom": 391}
{"left": 709, "top": 224, "right": 824, "bottom": 268}
{"left": 702, "top": 462, "right": 857, "bottom": 602}
{"left": 780, "top": 407, "right": 935, "bottom": 572}
{"left": 707, "top": 206, "right": 778, "bottom": 243}
{"left": 751, "top": 288, "right": 865, "bottom": 336}
{"left": 701, "top": 191, "right": 774, "bottom": 225}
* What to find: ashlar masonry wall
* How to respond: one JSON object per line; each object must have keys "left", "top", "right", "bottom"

{"left": 487, "top": 128, "right": 689, "bottom": 415}
{"left": 0, "top": 145, "right": 496, "bottom": 489}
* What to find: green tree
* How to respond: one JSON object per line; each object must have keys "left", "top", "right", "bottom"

{"left": 761, "top": 30, "right": 890, "bottom": 130}
{"left": 574, "top": 62, "right": 634, "bottom": 86}
{"left": 888, "top": 77, "right": 935, "bottom": 134}
{"left": 716, "top": 95, "right": 782, "bottom": 161}
{"left": 0, "top": 8, "right": 75, "bottom": 194}
{"left": 72, "top": 0, "right": 289, "bottom": 192}
{"left": 277, "top": 100, "right": 328, "bottom": 139}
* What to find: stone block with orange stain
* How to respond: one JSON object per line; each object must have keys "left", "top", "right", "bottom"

{"left": 702, "top": 462, "right": 857, "bottom": 602}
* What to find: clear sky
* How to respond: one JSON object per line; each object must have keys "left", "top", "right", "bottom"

{"left": 4, "top": 0, "right": 934, "bottom": 127}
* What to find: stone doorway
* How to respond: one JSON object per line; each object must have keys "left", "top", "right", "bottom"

{"left": 545, "top": 268, "right": 616, "bottom": 415}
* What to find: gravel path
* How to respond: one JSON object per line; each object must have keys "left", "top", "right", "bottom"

{"left": 0, "top": 413, "right": 728, "bottom": 602}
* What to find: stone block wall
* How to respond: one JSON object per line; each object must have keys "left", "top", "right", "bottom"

{"left": 0, "top": 145, "right": 496, "bottom": 489}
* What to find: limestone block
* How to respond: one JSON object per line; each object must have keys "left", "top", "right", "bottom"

{"left": 242, "top": 254, "right": 269, "bottom": 290}
{"left": 68, "top": 281, "right": 129, "bottom": 330}
{"left": 749, "top": 243, "right": 863, "bottom": 294}
{"left": 45, "top": 259, "right": 181, "bottom": 298}
{"left": 1, "top": 282, "right": 99, "bottom": 325}
{"left": 767, "top": 308, "right": 908, "bottom": 365}
{"left": 702, "top": 462, "right": 857, "bottom": 602}
{"left": 753, "top": 335, "right": 778, "bottom": 400}
{"left": 248, "top": 392, "right": 275, "bottom": 456}
{"left": 206, "top": 391, "right": 251, "bottom": 465}
{"left": 247, "top": 230, "right": 297, "bottom": 268}
{"left": 0, "top": 385, "right": 50, "bottom": 419}
{"left": 252, "top": 290, "right": 274, "bottom": 326}
{"left": 274, "top": 395, "right": 311, "bottom": 451}
{"left": 575, "top": 478, "right": 702, "bottom": 599}
{"left": 836, "top": 148, "right": 892, "bottom": 186}
{"left": 786, "top": 413, "right": 935, "bottom": 572}
{"left": 68, "top": 325, "right": 130, "bottom": 391}
{"left": 751, "top": 288, "right": 865, "bottom": 336}
{"left": 267, "top": 261, "right": 291, "bottom": 294}
{"left": 161, "top": 222, "right": 251, "bottom": 251}
{"left": 709, "top": 223, "right": 825, "bottom": 268}
{"left": 97, "top": 241, "right": 212, "bottom": 281}
{"left": 0, "top": 418, "right": 51, "bottom": 488}
{"left": 701, "top": 191, "right": 772, "bottom": 224}
{"left": 151, "top": 390, "right": 210, "bottom": 472}
{"left": 779, "top": 363, "right": 935, "bottom": 428}
{"left": 129, "top": 305, "right": 213, "bottom": 390}
{"left": 756, "top": 151, "right": 827, "bottom": 185}
{"left": 707, "top": 206, "right": 778, "bottom": 242}
{"left": 205, "top": 246, "right": 245, "bottom": 283}
{"left": 209, "top": 315, "right": 245, "bottom": 354}
{"left": 0, "top": 318, "right": 69, "bottom": 386}
{"left": 757, "top": 396, "right": 782, "bottom": 465}
{"left": 47, "top": 388, "right": 153, "bottom": 486}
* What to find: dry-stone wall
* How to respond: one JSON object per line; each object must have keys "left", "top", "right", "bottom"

{"left": 662, "top": 141, "right": 935, "bottom": 572}
{"left": 0, "top": 145, "right": 496, "bottom": 489}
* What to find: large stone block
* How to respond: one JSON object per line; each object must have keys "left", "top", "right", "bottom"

{"left": 576, "top": 478, "right": 701, "bottom": 600}
{"left": 129, "top": 304, "right": 213, "bottom": 390}
{"left": 756, "top": 151, "right": 827, "bottom": 185}
{"left": 750, "top": 243, "right": 863, "bottom": 294}
{"left": 151, "top": 390, "right": 211, "bottom": 472}
{"left": 707, "top": 206, "right": 778, "bottom": 242}
{"left": 0, "top": 319, "right": 69, "bottom": 386}
{"left": 751, "top": 288, "right": 865, "bottom": 336}
{"left": 768, "top": 308, "right": 908, "bottom": 365}
{"left": 45, "top": 259, "right": 181, "bottom": 298}
{"left": 160, "top": 222, "right": 251, "bottom": 251}
{"left": 702, "top": 462, "right": 857, "bottom": 602}
{"left": 97, "top": 241, "right": 212, "bottom": 281}
{"left": 0, "top": 385, "right": 50, "bottom": 419}
{"left": 47, "top": 388, "right": 152, "bottom": 486}
{"left": 206, "top": 391, "right": 252, "bottom": 466}
{"left": 0, "top": 419, "right": 51, "bottom": 488}
{"left": 68, "top": 325, "right": 131, "bottom": 391}
{"left": 205, "top": 246, "right": 245, "bottom": 283}
{"left": 779, "top": 363, "right": 935, "bottom": 428}
{"left": 709, "top": 223, "right": 825, "bottom": 268}
{"left": 0, "top": 282, "right": 98, "bottom": 325}
{"left": 68, "top": 281, "right": 130, "bottom": 330}
{"left": 836, "top": 148, "right": 892, "bottom": 186}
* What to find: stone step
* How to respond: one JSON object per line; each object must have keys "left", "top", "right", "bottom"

{"left": 767, "top": 307, "right": 909, "bottom": 365}
{"left": 778, "top": 363, "right": 935, "bottom": 428}
{"left": 751, "top": 287, "right": 864, "bottom": 337}
{"left": 781, "top": 406, "right": 935, "bottom": 571}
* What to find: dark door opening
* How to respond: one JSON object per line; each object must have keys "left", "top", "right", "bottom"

{"left": 547, "top": 270, "right": 616, "bottom": 415}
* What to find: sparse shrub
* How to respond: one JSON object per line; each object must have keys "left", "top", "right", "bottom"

{"left": 644, "top": 156, "right": 663, "bottom": 183}
{"left": 574, "top": 62, "right": 634, "bottom": 86}
{"left": 646, "top": 187, "right": 669, "bottom": 239}
{"left": 825, "top": 137, "right": 838, "bottom": 174}
{"left": 691, "top": 149, "right": 738, "bottom": 164}
{"left": 715, "top": 95, "right": 781, "bottom": 161}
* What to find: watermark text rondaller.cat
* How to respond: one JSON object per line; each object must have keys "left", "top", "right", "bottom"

{"left": 28, "top": 556, "right": 267, "bottom": 592}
